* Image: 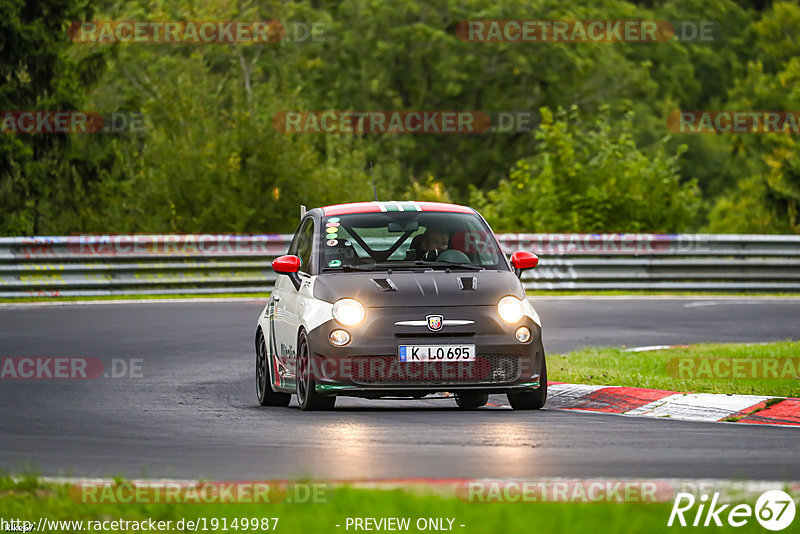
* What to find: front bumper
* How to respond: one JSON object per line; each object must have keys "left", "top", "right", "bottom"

{"left": 305, "top": 305, "right": 545, "bottom": 397}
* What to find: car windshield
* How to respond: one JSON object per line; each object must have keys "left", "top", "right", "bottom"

{"left": 319, "top": 211, "right": 508, "bottom": 271}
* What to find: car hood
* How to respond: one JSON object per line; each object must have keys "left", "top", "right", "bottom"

{"left": 313, "top": 270, "right": 525, "bottom": 307}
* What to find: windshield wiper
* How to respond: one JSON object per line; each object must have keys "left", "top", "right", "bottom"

{"left": 322, "top": 261, "right": 484, "bottom": 272}
{"left": 322, "top": 262, "right": 426, "bottom": 272}
{"left": 321, "top": 264, "right": 376, "bottom": 272}
{"left": 414, "top": 260, "right": 484, "bottom": 271}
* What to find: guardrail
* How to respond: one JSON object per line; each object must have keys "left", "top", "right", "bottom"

{"left": 0, "top": 234, "right": 799, "bottom": 297}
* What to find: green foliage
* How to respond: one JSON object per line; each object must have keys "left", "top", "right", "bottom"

{"left": 93, "top": 50, "right": 373, "bottom": 232}
{"left": 706, "top": 2, "right": 800, "bottom": 233}
{"left": 400, "top": 175, "right": 451, "bottom": 203}
{"left": 472, "top": 106, "right": 700, "bottom": 233}
{"left": 1, "top": 0, "right": 799, "bottom": 235}
{"left": 0, "top": 0, "right": 104, "bottom": 234}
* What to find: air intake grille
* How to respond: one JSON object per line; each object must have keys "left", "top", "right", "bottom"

{"left": 347, "top": 355, "right": 520, "bottom": 386}
{"left": 370, "top": 278, "right": 397, "bottom": 291}
{"left": 458, "top": 276, "right": 476, "bottom": 290}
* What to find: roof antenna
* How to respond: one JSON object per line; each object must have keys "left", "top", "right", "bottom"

{"left": 300, "top": 205, "right": 307, "bottom": 219}
{"left": 370, "top": 161, "right": 378, "bottom": 201}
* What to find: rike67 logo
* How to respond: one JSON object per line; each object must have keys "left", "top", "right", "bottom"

{"left": 668, "top": 490, "right": 796, "bottom": 530}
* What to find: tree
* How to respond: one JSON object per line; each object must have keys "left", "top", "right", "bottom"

{"left": 471, "top": 106, "right": 700, "bottom": 232}
{"left": 77, "top": 0, "right": 375, "bottom": 233}
{"left": 707, "top": 2, "right": 800, "bottom": 233}
{"left": 0, "top": 0, "right": 107, "bottom": 234}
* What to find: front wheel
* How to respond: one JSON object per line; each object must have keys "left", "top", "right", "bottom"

{"left": 507, "top": 355, "right": 548, "bottom": 410}
{"left": 455, "top": 392, "right": 489, "bottom": 409}
{"left": 296, "top": 331, "right": 336, "bottom": 411}
{"left": 256, "top": 330, "right": 291, "bottom": 407}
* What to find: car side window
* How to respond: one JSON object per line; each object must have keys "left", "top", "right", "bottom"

{"left": 292, "top": 218, "right": 315, "bottom": 275}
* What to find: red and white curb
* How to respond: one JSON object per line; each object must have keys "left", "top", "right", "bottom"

{"left": 546, "top": 382, "right": 800, "bottom": 426}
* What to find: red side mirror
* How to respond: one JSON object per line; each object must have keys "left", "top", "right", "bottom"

{"left": 510, "top": 251, "right": 539, "bottom": 271}
{"left": 272, "top": 255, "right": 301, "bottom": 274}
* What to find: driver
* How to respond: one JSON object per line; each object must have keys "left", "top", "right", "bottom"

{"left": 416, "top": 228, "right": 449, "bottom": 260}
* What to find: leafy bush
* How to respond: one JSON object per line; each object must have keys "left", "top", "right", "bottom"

{"left": 472, "top": 106, "right": 700, "bottom": 233}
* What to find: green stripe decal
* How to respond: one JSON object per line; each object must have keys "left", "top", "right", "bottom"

{"left": 379, "top": 202, "right": 420, "bottom": 212}
{"left": 315, "top": 384, "right": 357, "bottom": 392}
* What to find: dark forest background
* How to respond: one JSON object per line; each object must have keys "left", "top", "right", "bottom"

{"left": 2, "top": 0, "right": 799, "bottom": 235}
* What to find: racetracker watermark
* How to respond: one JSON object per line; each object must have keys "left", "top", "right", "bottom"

{"left": 457, "top": 480, "right": 674, "bottom": 503}
{"left": 456, "top": 20, "right": 717, "bottom": 42}
{"left": 66, "top": 234, "right": 287, "bottom": 256}
{"left": 298, "top": 355, "right": 503, "bottom": 383}
{"left": 273, "top": 111, "right": 535, "bottom": 134}
{"left": 667, "top": 357, "right": 800, "bottom": 380}
{"left": 668, "top": 111, "right": 800, "bottom": 134}
{"left": 0, "top": 357, "right": 143, "bottom": 380}
{"left": 0, "top": 111, "right": 144, "bottom": 134}
{"left": 70, "top": 481, "right": 329, "bottom": 504}
{"left": 69, "top": 21, "right": 325, "bottom": 43}
{"left": 495, "top": 233, "right": 710, "bottom": 255}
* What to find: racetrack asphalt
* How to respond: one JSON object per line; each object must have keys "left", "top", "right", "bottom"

{"left": 0, "top": 297, "right": 798, "bottom": 480}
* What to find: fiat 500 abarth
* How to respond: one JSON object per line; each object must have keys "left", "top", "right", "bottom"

{"left": 255, "top": 201, "right": 546, "bottom": 410}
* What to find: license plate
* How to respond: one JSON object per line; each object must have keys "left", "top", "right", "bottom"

{"left": 398, "top": 345, "right": 476, "bottom": 362}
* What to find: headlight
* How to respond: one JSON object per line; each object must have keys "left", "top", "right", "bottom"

{"left": 329, "top": 329, "right": 351, "bottom": 346}
{"left": 497, "top": 296, "right": 524, "bottom": 324}
{"left": 515, "top": 326, "right": 531, "bottom": 343}
{"left": 332, "top": 298, "right": 365, "bottom": 326}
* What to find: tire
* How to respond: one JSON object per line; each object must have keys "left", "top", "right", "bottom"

{"left": 507, "top": 355, "right": 548, "bottom": 410}
{"left": 256, "top": 330, "right": 291, "bottom": 407}
{"left": 296, "top": 331, "right": 336, "bottom": 411}
{"left": 455, "top": 392, "right": 489, "bottom": 409}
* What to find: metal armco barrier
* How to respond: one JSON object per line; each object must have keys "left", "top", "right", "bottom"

{"left": 0, "top": 234, "right": 799, "bottom": 297}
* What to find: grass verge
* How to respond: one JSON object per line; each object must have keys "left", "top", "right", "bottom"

{"left": 549, "top": 341, "right": 800, "bottom": 396}
{"left": 0, "top": 476, "right": 776, "bottom": 534}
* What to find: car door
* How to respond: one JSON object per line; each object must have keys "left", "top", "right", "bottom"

{"left": 272, "top": 217, "right": 315, "bottom": 382}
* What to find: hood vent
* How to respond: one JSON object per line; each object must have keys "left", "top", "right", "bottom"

{"left": 458, "top": 276, "right": 476, "bottom": 290}
{"left": 370, "top": 278, "right": 398, "bottom": 292}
